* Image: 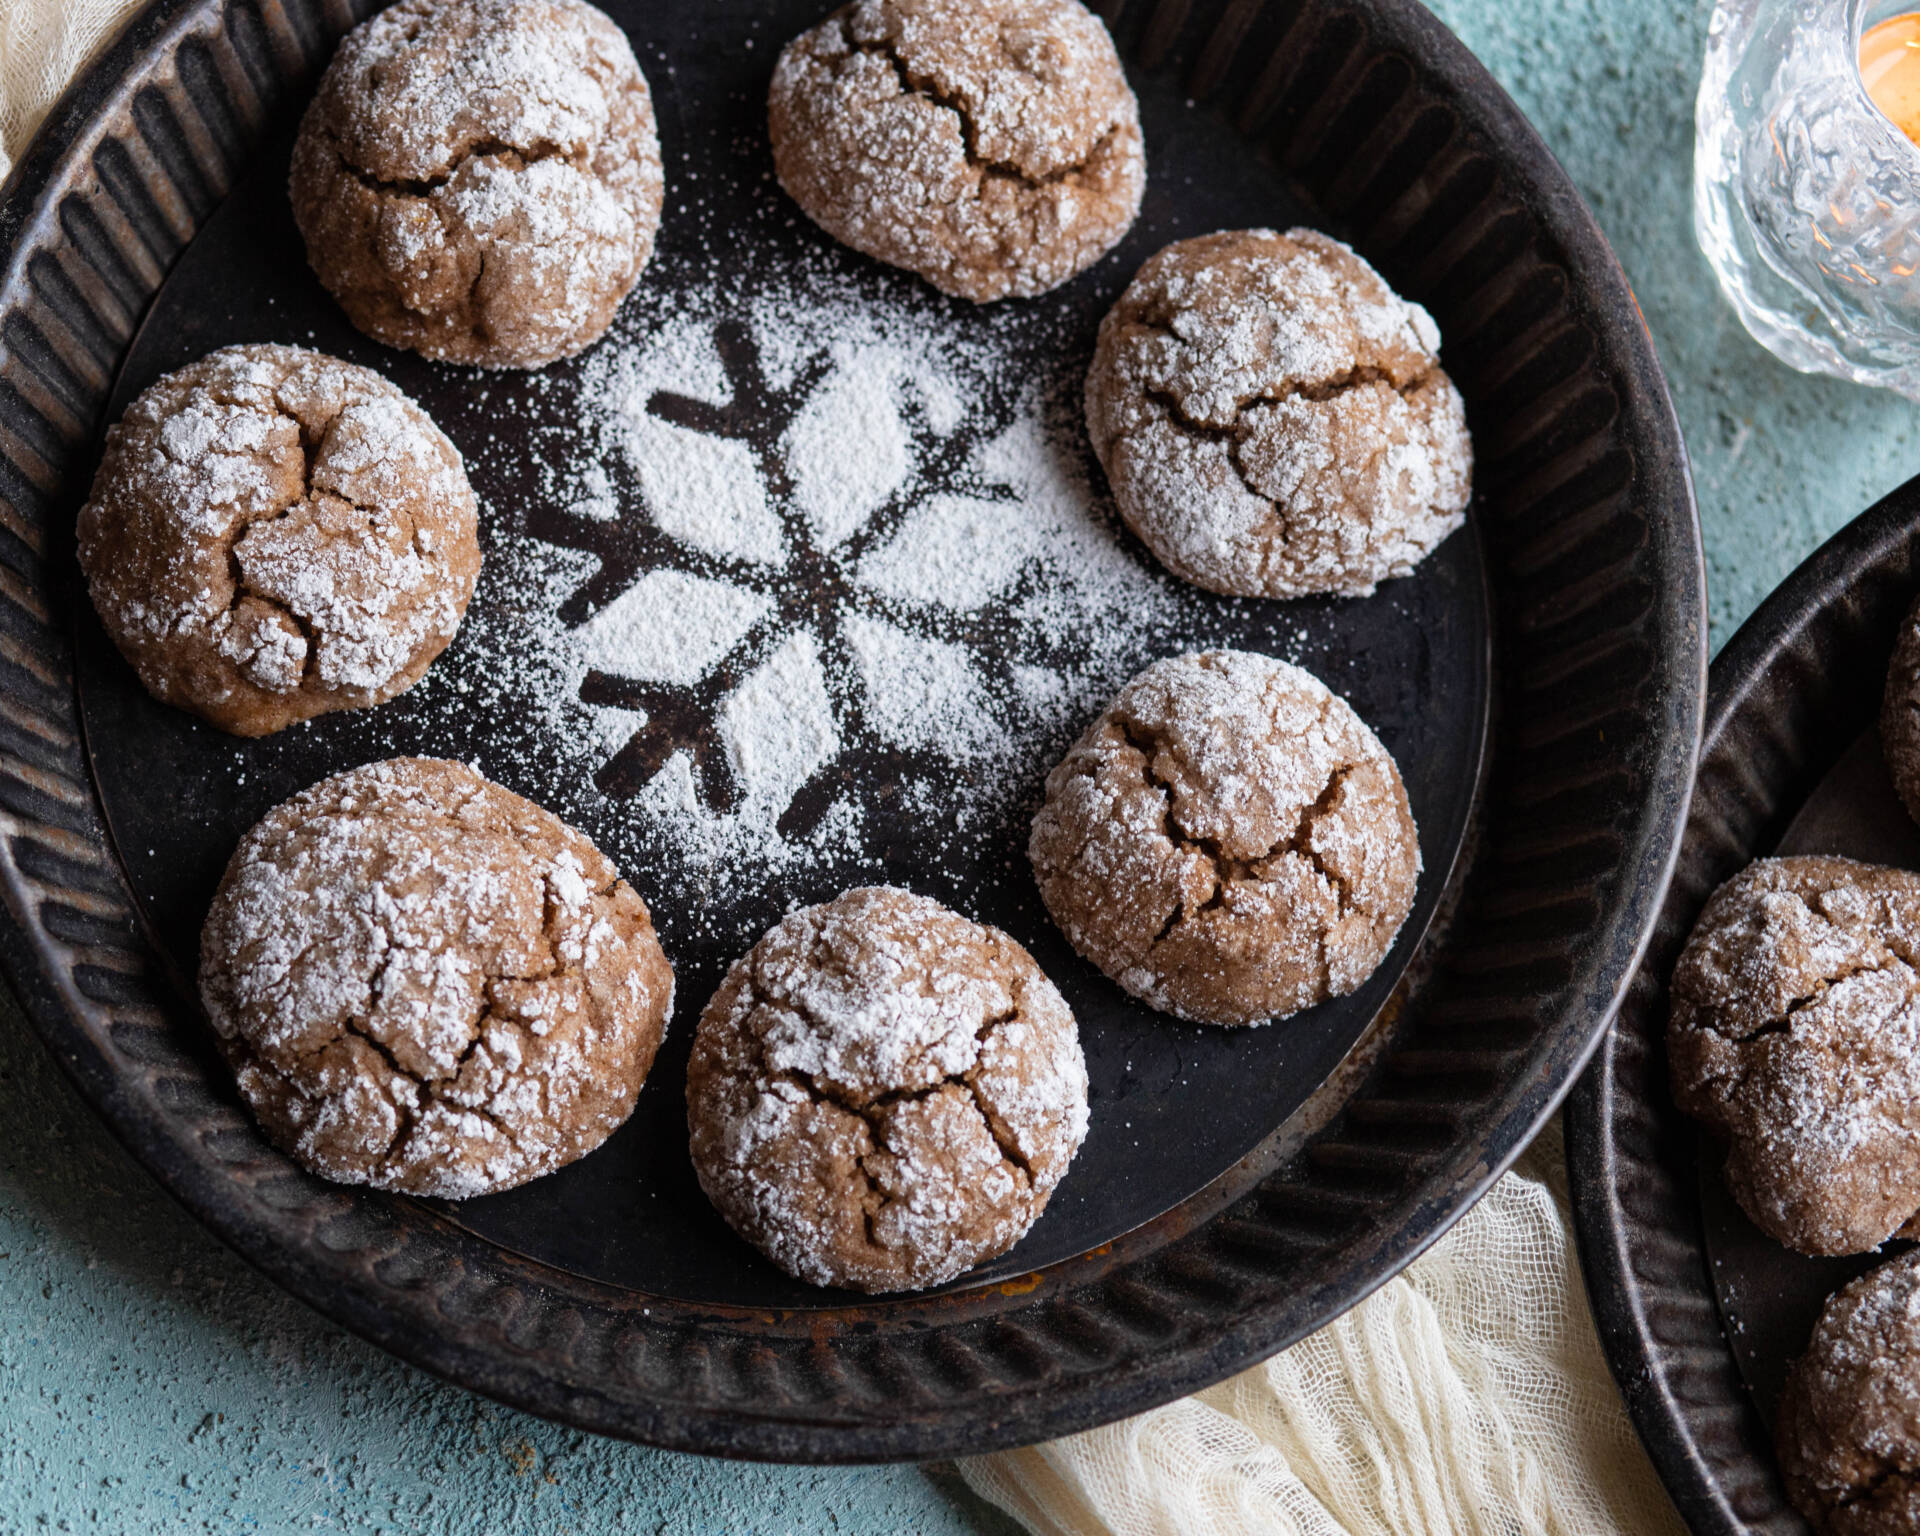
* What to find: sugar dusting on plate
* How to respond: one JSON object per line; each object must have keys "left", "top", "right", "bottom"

{"left": 224, "top": 253, "right": 1276, "bottom": 944}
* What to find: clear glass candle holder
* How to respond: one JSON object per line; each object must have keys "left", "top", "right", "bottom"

{"left": 1696, "top": 0, "right": 1920, "bottom": 396}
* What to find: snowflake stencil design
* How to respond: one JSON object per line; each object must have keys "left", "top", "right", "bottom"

{"left": 545, "top": 296, "right": 1161, "bottom": 864}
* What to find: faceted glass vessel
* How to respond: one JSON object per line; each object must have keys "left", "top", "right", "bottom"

{"left": 1697, "top": 0, "right": 1920, "bottom": 396}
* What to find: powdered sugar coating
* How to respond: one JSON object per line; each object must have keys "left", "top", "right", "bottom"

{"left": 200, "top": 757, "right": 674, "bottom": 1198}
{"left": 1030, "top": 650, "right": 1421, "bottom": 1027}
{"left": 1669, "top": 855, "right": 1920, "bottom": 1257}
{"left": 77, "top": 343, "right": 479, "bottom": 737}
{"left": 686, "top": 886, "right": 1089, "bottom": 1292}
{"left": 1778, "top": 1247, "right": 1920, "bottom": 1534}
{"left": 768, "top": 0, "right": 1145, "bottom": 302}
{"left": 289, "top": 0, "right": 664, "bottom": 368}
{"left": 1086, "top": 228, "right": 1472, "bottom": 598}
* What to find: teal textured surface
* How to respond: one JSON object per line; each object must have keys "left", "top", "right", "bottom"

{"left": 4, "top": 0, "right": 1916, "bottom": 1530}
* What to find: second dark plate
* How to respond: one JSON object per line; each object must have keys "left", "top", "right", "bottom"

{"left": 1569, "top": 478, "right": 1920, "bottom": 1534}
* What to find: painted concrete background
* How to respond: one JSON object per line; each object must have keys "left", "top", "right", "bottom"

{"left": 5, "top": 0, "right": 1919, "bottom": 1531}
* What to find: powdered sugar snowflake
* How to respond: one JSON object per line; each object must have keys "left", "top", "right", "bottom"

{"left": 504, "top": 283, "right": 1192, "bottom": 879}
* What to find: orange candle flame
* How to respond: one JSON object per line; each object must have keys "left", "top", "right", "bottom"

{"left": 1862, "top": 13, "right": 1920, "bottom": 147}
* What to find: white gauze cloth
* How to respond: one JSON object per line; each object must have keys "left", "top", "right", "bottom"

{"left": 4, "top": 11, "right": 1683, "bottom": 1534}
{"left": 0, "top": 0, "right": 145, "bottom": 184}
{"left": 957, "top": 1122, "right": 1685, "bottom": 1536}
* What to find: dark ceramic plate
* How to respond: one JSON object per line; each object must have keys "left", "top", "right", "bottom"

{"left": 86, "top": 114, "right": 1494, "bottom": 1306}
{"left": 0, "top": 0, "right": 1701, "bottom": 1461}
{"left": 1568, "top": 480, "right": 1920, "bottom": 1534}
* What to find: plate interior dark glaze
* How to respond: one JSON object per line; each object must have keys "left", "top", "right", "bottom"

{"left": 0, "top": 0, "right": 1701, "bottom": 1460}
{"left": 1569, "top": 481, "right": 1920, "bottom": 1533}
{"left": 83, "top": 66, "right": 1492, "bottom": 1306}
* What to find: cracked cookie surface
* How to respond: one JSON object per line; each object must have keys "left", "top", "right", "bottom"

{"left": 77, "top": 344, "right": 479, "bottom": 737}
{"left": 1883, "top": 594, "right": 1920, "bottom": 829}
{"left": 1669, "top": 855, "right": 1920, "bottom": 1256}
{"left": 289, "top": 0, "right": 664, "bottom": 368}
{"left": 1085, "top": 228, "right": 1472, "bottom": 598}
{"left": 685, "top": 886, "right": 1088, "bottom": 1292}
{"left": 768, "top": 0, "right": 1145, "bottom": 302}
{"left": 1029, "top": 650, "right": 1420, "bottom": 1027}
{"left": 1779, "top": 1247, "right": 1920, "bottom": 1535}
{"left": 200, "top": 757, "right": 674, "bottom": 1198}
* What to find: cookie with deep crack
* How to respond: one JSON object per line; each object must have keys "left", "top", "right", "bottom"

{"left": 1670, "top": 855, "right": 1920, "bottom": 1256}
{"left": 1029, "top": 650, "right": 1421, "bottom": 1028}
{"left": 685, "top": 886, "right": 1089, "bottom": 1292}
{"left": 289, "top": 0, "right": 665, "bottom": 368}
{"left": 1883, "top": 593, "right": 1920, "bottom": 828}
{"left": 77, "top": 344, "right": 479, "bottom": 738}
{"left": 1085, "top": 228, "right": 1472, "bottom": 598}
{"left": 1779, "top": 1247, "right": 1920, "bottom": 1535}
{"left": 200, "top": 757, "right": 674, "bottom": 1198}
{"left": 768, "top": 0, "right": 1145, "bottom": 302}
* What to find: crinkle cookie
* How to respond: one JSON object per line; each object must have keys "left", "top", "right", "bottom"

{"left": 77, "top": 344, "right": 478, "bottom": 737}
{"left": 289, "top": 0, "right": 664, "bottom": 367}
{"left": 1883, "top": 592, "right": 1920, "bottom": 828}
{"left": 685, "top": 886, "right": 1089, "bottom": 1292}
{"left": 1029, "top": 650, "right": 1420, "bottom": 1027}
{"left": 1085, "top": 228, "right": 1472, "bottom": 598}
{"left": 200, "top": 758, "right": 674, "bottom": 1198}
{"left": 1779, "top": 1248, "right": 1920, "bottom": 1535}
{"left": 1668, "top": 855, "right": 1920, "bottom": 1256}
{"left": 768, "top": 0, "right": 1145, "bottom": 301}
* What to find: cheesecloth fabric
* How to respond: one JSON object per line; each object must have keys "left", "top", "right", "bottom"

{"left": 0, "top": 0, "right": 137, "bottom": 184}
{"left": 3, "top": 14, "right": 1683, "bottom": 1534}
{"left": 955, "top": 1123, "right": 1686, "bottom": 1536}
